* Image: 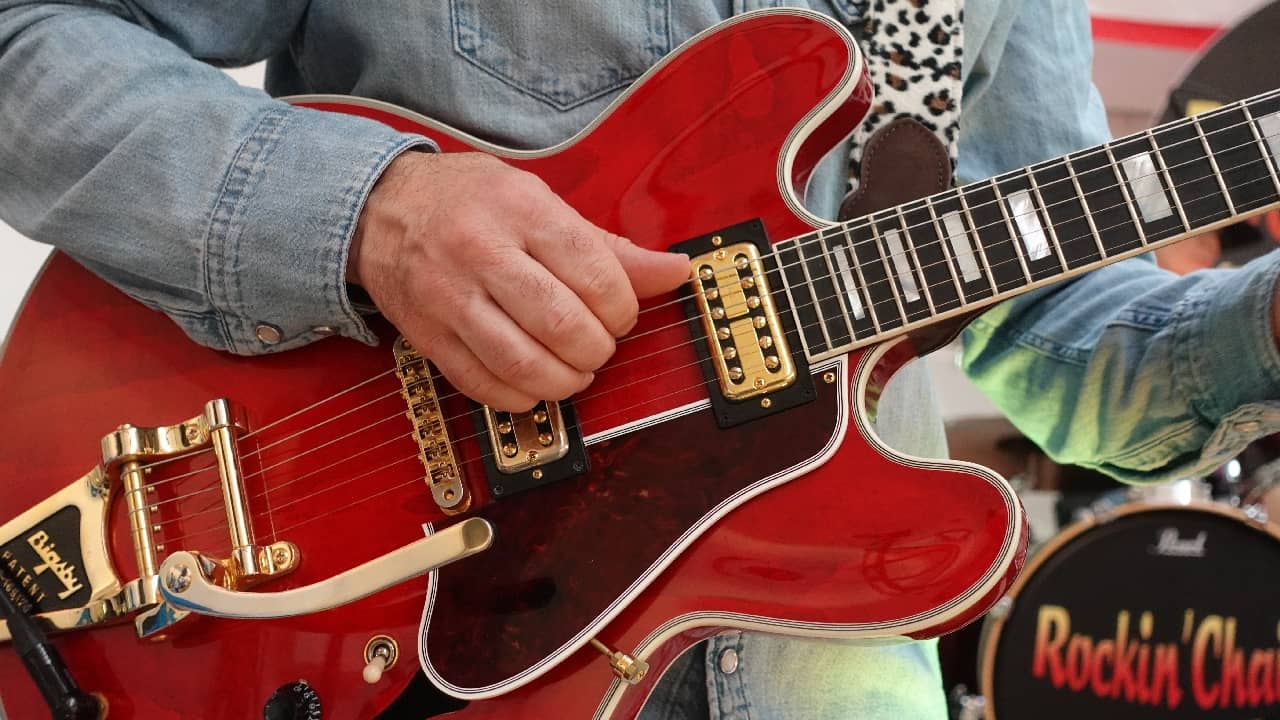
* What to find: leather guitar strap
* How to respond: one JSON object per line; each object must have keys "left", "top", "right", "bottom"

{"left": 835, "top": 0, "right": 965, "bottom": 217}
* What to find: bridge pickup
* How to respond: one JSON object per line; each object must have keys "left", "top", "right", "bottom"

{"left": 473, "top": 400, "right": 588, "bottom": 499}
{"left": 672, "top": 219, "right": 814, "bottom": 429}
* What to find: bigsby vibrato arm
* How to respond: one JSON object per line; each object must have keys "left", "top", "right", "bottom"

{"left": 157, "top": 518, "right": 492, "bottom": 619}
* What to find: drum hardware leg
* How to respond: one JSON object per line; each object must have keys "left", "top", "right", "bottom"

{"left": 588, "top": 637, "right": 649, "bottom": 685}
{"left": 1243, "top": 503, "right": 1269, "bottom": 526}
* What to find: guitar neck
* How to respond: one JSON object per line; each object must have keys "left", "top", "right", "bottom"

{"left": 773, "top": 90, "right": 1280, "bottom": 362}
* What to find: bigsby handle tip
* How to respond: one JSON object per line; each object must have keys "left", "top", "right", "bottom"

{"left": 158, "top": 518, "right": 493, "bottom": 619}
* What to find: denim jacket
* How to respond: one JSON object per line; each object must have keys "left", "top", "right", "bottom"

{"left": 2, "top": 1, "right": 1280, "bottom": 718}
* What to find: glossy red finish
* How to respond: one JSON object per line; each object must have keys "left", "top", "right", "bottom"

{"left": 0, "top": 10, "right": 1025, "bottom": 719}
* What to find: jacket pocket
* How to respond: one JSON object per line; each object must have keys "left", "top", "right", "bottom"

{"left": 450, "top": 0, "right": 672, "bottom": 110}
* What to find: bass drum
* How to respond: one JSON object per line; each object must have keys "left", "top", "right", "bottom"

{"left": 979, "top": 502, "right": 1280, "bottom": 719}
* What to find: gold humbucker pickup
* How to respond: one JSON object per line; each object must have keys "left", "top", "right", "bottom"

{"left": 393, "top": 338, "right": 469, "bottom": 515}
{"left": 482, "top": 401, "right": 571, "bottom": 474}
{"left": 689, "top": 242, "right": 796, "bottom": 400}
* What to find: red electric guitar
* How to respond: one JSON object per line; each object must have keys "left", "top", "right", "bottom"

{"left": 3, "top": 8, "right": 1278, "bottom": 719}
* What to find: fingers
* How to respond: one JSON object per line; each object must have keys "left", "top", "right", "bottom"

{"left": 526, "top": 221, "right": 640, "bottom": 337}
{"left": 605, "top": 234, "right": 691, "bottom": 299}
{"left": 485, "top": 256, "right": 616, "bottom": 373}
{"left": 453, "top": 294, "right": 593, "bottom": 406}
{"left": 416, "top": 332, "right": 540, "bottom": 412}
{"left": 526, "top": 218, "right": 691, "bottom": 340}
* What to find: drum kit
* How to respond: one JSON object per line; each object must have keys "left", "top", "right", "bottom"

{"left": 942, "top": 430, "right": 1280, "bottom": 720}
{"left": 939, "top": 5, "right": 1280, "bottom": 716}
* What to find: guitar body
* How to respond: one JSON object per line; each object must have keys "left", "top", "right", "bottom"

{"left": 0, "top": 10, "right": 1025, "bottom": 719}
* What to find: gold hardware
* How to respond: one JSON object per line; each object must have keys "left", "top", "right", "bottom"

{"left": 120, "top": 460, "right": 159, "bottom": 603}
{"left": 483, "top": 400, "right": 570, "bottom": 474}
{"left": 393, "top": 337, "right": 469, "bottom": 515}
{"left": 711, "top": 235, "right": 723, "bottom": 246}
{"left": 823, "top": 371, "right": 836, "bottom": 384}
{"left": 760, "top": 398, "right": 772, "bottom": 409}
{"left": 0, "top": 467, "right": 192, "bottom": 643}
{"left": 589, "top": 638, "right": 649, "bottom": 685}
{"left": 206, "top": 399, "right": 259, "bottom": 578}
{"left": 689, "top": 243, "right": 796, "bottom": 401}
{"left": 531, "top": 469, "right": 544, "bottom": 480}
{"left": 159, "top": 518, "right": 493, "bottom": 619}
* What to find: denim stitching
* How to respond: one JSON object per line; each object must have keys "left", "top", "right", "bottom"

{"left": 448, "top": 0, "right": 671, "bottom": 111}
{"left": 203, "top": 106, "right": 288, "bottom": 353}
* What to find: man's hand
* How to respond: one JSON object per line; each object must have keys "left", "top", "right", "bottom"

{"left": 349, "top": 152, "right": 691, "bottom": 411}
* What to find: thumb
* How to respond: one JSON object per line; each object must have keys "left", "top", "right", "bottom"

{"left": 606, "top": 235, "right": 690, "bottom": 299}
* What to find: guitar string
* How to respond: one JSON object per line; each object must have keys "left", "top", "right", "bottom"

{"left": 159, "top": 350, "right": 818, "bottom": 547}
{"left": 120, "top": 101, "right": 1280, "bottom": 484}
{"left": 134, "top": 158, "right": 1280, "bottom": 543}
{"left": 130, "top": 141, "right": 1280, "bottom": 508}
{"left": 146, "top": 174, "right": 1280, "bottom": 543}
{"left": 119, "top": 95, "right": 1280, "bottom": 481}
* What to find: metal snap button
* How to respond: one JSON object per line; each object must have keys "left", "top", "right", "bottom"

{"left": 255, "top": 323, "right": 283, "bottom": 345}
{"left": 718, "top": 648, "right": 739, "bottom": 675}
{"left": 312, "top": 326, "right": 337, "bottom": 337}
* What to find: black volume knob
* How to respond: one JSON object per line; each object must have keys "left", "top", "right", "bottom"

{"left": 263, "top": 680, "right": 322, "bottom": 720}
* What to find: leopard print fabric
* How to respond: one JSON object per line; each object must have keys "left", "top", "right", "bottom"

{"left": 840, "top": 0, "right": 964, "bottom": 189}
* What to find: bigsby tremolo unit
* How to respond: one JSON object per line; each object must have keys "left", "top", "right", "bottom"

{"left": 0, "top": 397, "right": 493, "bottom": 644}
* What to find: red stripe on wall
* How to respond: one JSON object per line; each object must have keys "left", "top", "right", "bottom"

{"left": 1091, "top": 16, "right": 1219, "bottom": 50}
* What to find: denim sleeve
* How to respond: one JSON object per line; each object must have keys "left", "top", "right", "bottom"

{"left": 0, "top": 2, "right": 433, "bottom": 354}
{"left": 957, "top": 0, "right": 1280, "bottom": 484}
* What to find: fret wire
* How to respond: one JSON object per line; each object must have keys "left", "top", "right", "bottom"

{"left": 1145, "top": 128, "right": 1191, "bottom": 231}
{"left": 817, "top": 228, "right": 857, "bottom": 341}
{"left": 1242, "top": 103, "right": 1280, "bottom": 196}
{"left": 1103, "top": 143, "right": 1150, "bottom": 247}
{"left": 838, "top": 227, "right": 883, "bottom": 334}
{"left": 772, "top": 241, "right": 811, "bottom": 357}
{"left": 1025, "top": 168, "right": 1070, "bottom": 272}
{"left": 869, "top": 222, "right": 909, "bottom": 324}
{"left": 955, "top": 189, "right": 1000, "bottom": 293}
{"left": 1193, "top": 118, "right": 1237, "bottom": 216}
{"left": 1063, "top": 157, "right": 1109, "bottom": 259}
{"left": 796, "top": 235, "right": 835, "bottom": 350}
{"left": 924, "top": 198, "right": 968, "bottom": 304}
{"left": 991, "top": 177, "right": 1033, "bottom": 282}
{"left": 812, "top": 172, "right": 1280, "bottom": 351}
{"left": 897, "top": 207, "right": 937, "bottom": 315}
{"left": 769, "top": 115, "right": 1280, "bottom": 321}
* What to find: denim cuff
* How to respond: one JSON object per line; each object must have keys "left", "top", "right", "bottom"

{"left": 1180, "top": 253, "right": 1280, "bottom": 424}
{"left": 203, "top": 102, "right": 435, "bottom": 354}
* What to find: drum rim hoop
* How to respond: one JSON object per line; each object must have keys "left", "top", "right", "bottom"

{"left": 978, "top": 500, "right": 1279, "bottom": 719}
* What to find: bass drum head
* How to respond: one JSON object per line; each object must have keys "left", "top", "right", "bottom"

{"left": 980, "top": 503, "right": 1280, "bottom": 719}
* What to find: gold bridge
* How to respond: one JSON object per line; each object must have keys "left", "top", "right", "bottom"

{"left": 690, "top": 240, "right": 797, "bottom": 400}
{"left": 393, "top": 337, "right": 469, "bottom": 515}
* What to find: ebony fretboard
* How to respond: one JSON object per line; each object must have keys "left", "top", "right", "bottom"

{"left": 772, "top": 90, "right": 1280, "bottom": 361}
